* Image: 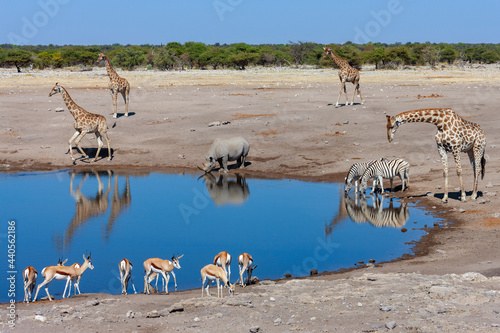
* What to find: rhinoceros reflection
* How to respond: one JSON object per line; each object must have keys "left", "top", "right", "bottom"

{"left": 346, "top": 194, "right": 410, "bottom": 228}
{"left": 58, "top": 170, "right": 132, "bottom": 248}
{"left": 200, "top": 173, "right": 250, "bottom": 206}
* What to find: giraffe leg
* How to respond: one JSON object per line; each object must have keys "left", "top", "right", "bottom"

{"left": 68, "top": 131, "right": 80, "bottom": 161}
{"left": 335, "top": 81, "right": 345, "bottom": 107}
{"left": 452, "top": 151, "right": 466, "bottom": 202}
{"left": 123, "top": 86, "right": 130, "bottom": 117}
{"left": 343, "top": 82, "right": 349, "bottom": 106}
{"left": 469, "top": 148, "right": 483, "bottom": 200}
{"left": 73, "top": 132, "right": 89, "bottom": 160}
{"left": 93, "top": 133, "right": 103, "bottom": 162}
{"left": 111, "top": 89, "right": 118, "bottom": 118}
{"left": 355, "top": 81, "right": 364, "bottom": 105}
{"left": 438, "top": 146, "right": 449, "bottom": 203}
{"left": 104, "top": 133, "right": 112, "bottom": 161}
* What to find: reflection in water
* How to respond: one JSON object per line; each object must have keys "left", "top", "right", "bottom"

{"left": 326, "top": 192, "right": 410, "bottom": 236}
{"left": 345, "top": 194, "right": 410, "bottom": 228}
{"left": 56, "top": 170, "right": 132, "bottom": 249}
{"left": 200, "top": 173, "right": 250, "bottom": 206}
{"left": 105, "top": 174, "right": 131, "bottom": 240}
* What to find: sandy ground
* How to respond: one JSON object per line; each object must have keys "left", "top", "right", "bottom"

{"left": 1, "top": 65, "right": 500, "bottom": 332}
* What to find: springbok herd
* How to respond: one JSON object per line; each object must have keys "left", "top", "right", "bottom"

{"left": 23, "top": 47, "right": 487, "bottom": 302}
{"left": 24, "top": 251, "right": 256, "bottom": 302}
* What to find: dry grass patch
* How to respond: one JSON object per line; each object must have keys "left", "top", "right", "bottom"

{"left": 257, "top": 130, "right": 278, "bottom": 136}
{"left": 325, "top": 132, "right": 345, "bottom": 137}
{"left": 480, "top": 216, "right": 500, "bottom": 228}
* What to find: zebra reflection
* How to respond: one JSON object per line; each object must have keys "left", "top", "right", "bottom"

{"left": 345, "top": 193, "right": 410, "bottom": 228}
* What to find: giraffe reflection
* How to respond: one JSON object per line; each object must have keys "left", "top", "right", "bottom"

{"left": 64, "top": 170, "right": 132, "bottom": 247}
{"left": 200, "top": 173, "right": 250, "bottom": 206}
{"left": 105, "top": 173, "right": 131, "bottom": 240}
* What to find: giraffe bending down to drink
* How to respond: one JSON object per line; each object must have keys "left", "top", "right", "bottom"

{"left": 386, "top": 108, "right": 486, "bottom": 203}
{"left": 96, "top": 53, "right": 130, "bottom": 118}
{"left": 49, "top": 83, "right": 112, "bottom": 163}
{"left": 323, "top": 45, "right": 364, "bottom": 107}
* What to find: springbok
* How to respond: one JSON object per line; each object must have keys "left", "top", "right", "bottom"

{"left": 213, "top": 251, "right": 232, "bottom": 282}
{"left": 119, "top": 258, "right": 137, "bottom": 295}
{"left": 33, "top": 253, "right": 94, "bottom": 302}
{"left": 201, "top": 264, "right": 235, "bottom": 298}
{"left": 238, "top": 253, "right": 257, "bottom": 287}
{"left": 143, "top": 255, "right": 183, "bottom": 294}
{"left": 23, "top": 266, "right": 37, "bottom": 303}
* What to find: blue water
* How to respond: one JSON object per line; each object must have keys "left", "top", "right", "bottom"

{"left": 0, "top": 170, "right": 440, "bottom": 302}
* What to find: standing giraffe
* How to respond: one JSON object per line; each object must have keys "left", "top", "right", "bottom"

{"left": 49, "top": 83, "right": 112, "bottom": 163}
{"left": 96, "top": 53, "right": 130, "bottom": 118}
{"left": 323, "top": 45, "right": 364, "bottom": 107}
{"left": 386, "top": 108, "right": 486, "bottom": 203}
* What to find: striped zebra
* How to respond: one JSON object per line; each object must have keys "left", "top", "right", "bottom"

{"left": 344, "top": 158, "right": 387, "bottom": 194}
{"left": 359, "top": 158, "right": 410, "bottom": 194}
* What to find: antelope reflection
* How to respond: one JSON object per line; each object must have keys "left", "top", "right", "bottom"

{"left": 63, "top": 170, "right": 131, "bottom": 247}
{"left": 326, "top": 193, "right": 409, "bottom": 236}
{"left": 200, "top": 173, "right": 250, "bottom": 206}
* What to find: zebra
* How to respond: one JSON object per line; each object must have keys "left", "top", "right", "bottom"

{"left": 344, "top": 158, "right": 387, "bottom": 195}
{"left": 359, "top": 158, "right": 410, "bottom": 194}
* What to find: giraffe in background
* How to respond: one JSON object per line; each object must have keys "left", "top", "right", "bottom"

{"left": 96, "top": 52, "right": 131, "bottom": 118}
{"left": 49, "top": 83, "right": 112, "bottom": 163}
{"left": 387, "top": 108, "right": 486, "bottom": 202}
{"left": 324, "top": 45, "right": 364, "bottom": 107}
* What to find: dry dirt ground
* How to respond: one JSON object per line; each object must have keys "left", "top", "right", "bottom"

{"left": 1, "top": 66, "right": 500, "bottom": 332}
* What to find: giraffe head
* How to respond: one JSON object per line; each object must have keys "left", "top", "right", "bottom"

{"left": 386, "top": 115, "right": 401, "bottom": 143}
{"left": 48, "top": 82, "right": 62, "bottom": 97}
{"left": 323, "top": 46, "right": 332, "bottom": 57}
{"left": 96, "top": 52, "right": 106, "bottom": 65}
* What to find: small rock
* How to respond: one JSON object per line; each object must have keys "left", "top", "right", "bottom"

{"left": 284, "top": 273, "right": 292, "bottom": 278}
{"left": 190, "top": 128, "right": 195, "bottom": 132}
{"left": 249, "top": 326, "right": 260, "bottom": 333}
{"left": 273, "top": 318, "right": 282, "bottom": 325}
{"left": 87, "top": 300, "right": 100, "bottom": 306}
{"left": 343, "top": 120, "right": 349, "bottom": 124}
{"left": 486, "top": 182, "right": 494, "bottom": 188}
{"left": 178, "top": 154, "right": 185, "bottom": 159}
{"left": 269, "top": 297, "right": 275, "bottom": 302}
{"left": 310, "top": 317, "right": 316, "bottom": 321}
{"left": 55, "top": 107, "right": 64, "bottom": 112}
{"left": 146, "top": 310, "right": 160, "bottom": 318}
{"left": 126, "top": 310, "right": 134, "bottom": 318}
{"left": 386, "top": 321, "right": 397, "bottom": 329}
{"left": 194, "top": 317, "right": 201, "bottom": 322}
{"left": 357, "top": 302, "right": 362, "bottom": 307}
{"left": 491, "top": 213, "right": 500, "bottom": 218}
{"left": 486, "top": 192, "right": 497, "bottom": 197}
{"left": 35, "top": 315, "right": 47, "bottom": 323}
{"left": 310, "top": 269, "right": 318, "bottom": 276}
{"left": 380, "top": 306, "right": 396, "bottom": 312}
{"left": 222, "top": 121, "right": 231, "bottom": 125}
{"left": 167, "top": 303, "right": 184, "bottom": 313}
{"left": 208, "top": 121, "right": 221, "bottom": 127}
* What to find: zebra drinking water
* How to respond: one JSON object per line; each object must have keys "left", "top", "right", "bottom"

{"left": 359, "top": 158, "right": 410, "bottom": 194}
{"left": 344, "top": 158, "right": 387, "bottom": 195}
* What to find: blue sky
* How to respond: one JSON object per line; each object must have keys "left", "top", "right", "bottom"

{"left": 1, "top": 0, "right": 498, "bottom": 45}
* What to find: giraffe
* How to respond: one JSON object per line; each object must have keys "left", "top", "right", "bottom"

{"left": 323, "top": 45, "right": 364, "bottom": 107}
{"left": 96, "top": 53, "right": 130, "bottom": 118}
{"left": 386, "top": 108, "right": 486, "bottom": 203}
{"left": 49, "top": 83, "right": 112, "bottom": 163}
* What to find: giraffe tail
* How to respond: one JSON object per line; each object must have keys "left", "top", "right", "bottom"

{"left": 481, "top": 152, "right": 486, "bottom": 180}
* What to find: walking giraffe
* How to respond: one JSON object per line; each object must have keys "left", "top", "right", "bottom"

{"left": 386, "top": 108, "right": 486, "bottom": 203}
{"left": 49, "top": 83, "right": 112, "bottom": 163}
{"left": 96, "top": 53, "right": 130, "bottom": 118}
{"left": 323, "top": 45, "right": 364, "bottom": 107}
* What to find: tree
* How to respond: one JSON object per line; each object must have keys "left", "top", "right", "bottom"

{"left": 439, "top": 46, "right": 457, "bottom": 64}
{"left": 153, "top": 48, "right": 178, "bottom": 70}
{"left": 288, "top": 41, "right": 315, "bottom": 67}
{"left": 3, "top": 49, "right": 32, "bottom": 72}
{"left": 111, "top": 47, "right": 146, "bottom": 70}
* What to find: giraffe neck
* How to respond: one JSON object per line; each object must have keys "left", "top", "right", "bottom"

{"left": 395, "top": 108, "right": 449, "bottom": 129}
{"left": 328, "top": 50, "right": 348, "bottom": 69}
{"left": 59, "top": 86, "right": 86, "bottom": 119}
{"left": 104, "top": 56, "right": 120, "bottom": 81}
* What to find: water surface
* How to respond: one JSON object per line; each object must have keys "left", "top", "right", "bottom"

{"left": 0, "top": 170, "right": 440, "bottom": 302}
